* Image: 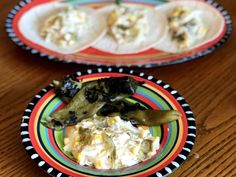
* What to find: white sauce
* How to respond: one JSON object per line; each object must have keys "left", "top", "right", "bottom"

{"left": 107, "top": 6, "right": 149, "bottom": 44}
{"left": 64, "top": 115, "right": 159, "bottom": 169}
{"left": 168, "top": 7, "right": 208, "bottom": 49}
{"left": 40, "top": 6, "right": 87, "bottom": 47}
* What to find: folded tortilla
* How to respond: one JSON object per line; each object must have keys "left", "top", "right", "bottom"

{"left": 92, "top": 4, "right": 167, "bottom": 54}
{"left": 18, "top": 2, "right": 106, "bottom": 54}
{"left": 154, "top": 0, "right": 225, "bottom": 53}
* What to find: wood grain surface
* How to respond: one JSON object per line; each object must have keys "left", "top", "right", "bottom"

{"left": 0, "top": 0, "right": 235, "bottom": 177}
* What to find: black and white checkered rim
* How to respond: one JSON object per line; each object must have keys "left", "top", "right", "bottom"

{"left": 5, "top": 0, "right": 233, "bottom": 68}
{"left": 20, "top": 67, "right": 196, "bottom": 177}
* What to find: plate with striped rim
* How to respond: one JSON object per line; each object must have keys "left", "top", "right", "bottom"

{"left": 20, "top": 67, "right": 196, "bottom": 177}
{"left": 6, "top": 0, "right": 232, "bottom": 67}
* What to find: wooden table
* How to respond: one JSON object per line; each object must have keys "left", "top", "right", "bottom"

{"left": 0, "top": 0, "right": 235, "bottom": 176}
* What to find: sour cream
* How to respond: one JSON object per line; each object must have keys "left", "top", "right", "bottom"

{"left": 40, "top": 6, "right": 87, "bottom": 47}
{"left": 107, "top": 6, "right": 149, "bottom": 44}
{"left": 64, "top": 115, "right": 159, "bottom": 169}
{"left": 168, "top": 7, "right": 208, "bottom": 49}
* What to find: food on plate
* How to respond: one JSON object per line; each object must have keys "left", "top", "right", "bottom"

{"left": 92, "top": 4, "right": 167, "bottom": 54}
{"left": 52, "top": 76, "right": 82, "bottom": 103}
{"left": 168, "top": 6, "right": 207, "bottom": 49}
{"left": 43, "top": 76, "right": 181, "bottom": 130}
{"left": 42, "top": 75, "right": 181, "bottom": 169}
{"left": 97, "top": 100, "right": 181, "bottom": 126}
{"left": 154, "top": 1, "right": 225, "bottom": 53}
{"left": 18, "top": 2, "right": 106, "bottom": 54}
{"left": 107, "top": 6, "right": 149, "bottom": 44}
{"left": 64, "top": 115, "right": 159, "bottom": 169}
{"left": 16, "top": 0, "right": 224, "bottom": 56}
{"left": 44, "top": 76, "right": 140, "bottom": 130}
{"left": 40, "top": 6, "right": 87, "bottom": 47}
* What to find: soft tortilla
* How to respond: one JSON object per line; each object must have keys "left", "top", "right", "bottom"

{"left": 92, "top": 4, "right": 167, "bottom": 54}
{"left": 18, "top": 2, "right": 106, "bottom": 54}
{"left": 154, "top": 0, "right": 225, "bottom": 53}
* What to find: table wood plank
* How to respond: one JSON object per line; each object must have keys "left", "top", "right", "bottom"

{"left": 0, "top": 0, "right": 235, "bottom": 176}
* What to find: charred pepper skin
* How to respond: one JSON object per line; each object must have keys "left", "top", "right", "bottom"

{"left": 84, "top": 76, "right": 139, "bottom": 103}
{"left": 44, "top": 76, "right": 140, "bottom": 130}
{"left": 44, "top": 76, "right": 181, "bottom": 130}
{"left": 97, "top": 100, "right": 145, "bottom": 116}
{"left": 53, "top": 76, "right": 81, "bottom": 102}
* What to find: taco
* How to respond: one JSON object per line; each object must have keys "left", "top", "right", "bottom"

{"left": 92, "top": 4, "right": 167, "bottom": 54}
{"left": 154, "top": 0, "right": 225, "bottom": 53}
{"left": 18, "top": 2, "right": 106, "bottom": 54}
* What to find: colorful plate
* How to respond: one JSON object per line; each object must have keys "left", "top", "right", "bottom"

{"left": 6, "top": 0, "right": 232, "bottom": 67}
{"left": 20, "top": 67, "right": 196, "bottom": 177}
